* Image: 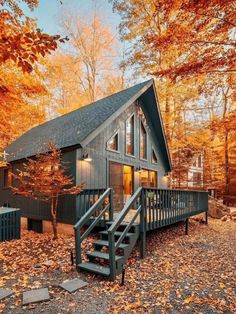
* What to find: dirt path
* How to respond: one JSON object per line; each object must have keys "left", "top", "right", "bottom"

{"left": 0, "top": 217, "right": 235, "bottom": 313}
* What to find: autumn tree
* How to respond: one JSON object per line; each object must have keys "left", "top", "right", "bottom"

{"left": 11, "top": 144, "right": 84, "bottom": 239}
{"left": 112, "top": 0, "right": 236, "bottom": 80}
{"left": 0, "top": 0, "right": 65, "bottom": 152}
{"left": 58, "top": 10, "right": 122, "bottom": 105}
{"left": 0, "top": 0, "right": 65, "bottom": 73}
{"left": 0, "top": 62, "right": 48, "bottom": 149}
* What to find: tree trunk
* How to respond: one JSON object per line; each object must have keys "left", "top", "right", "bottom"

{"left": 50, "top": 197, "right": 58, "bottom": 240}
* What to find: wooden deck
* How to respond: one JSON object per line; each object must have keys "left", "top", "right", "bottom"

{"left": 74, "top": 187, "right": 208, "bottom": 280}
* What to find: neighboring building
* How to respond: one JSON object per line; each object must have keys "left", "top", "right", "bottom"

{"left": 0, "top": 79, "right": 171, "bottom": 232}
{"left": 188, "top": 153, "right": 204, "bottom": 189}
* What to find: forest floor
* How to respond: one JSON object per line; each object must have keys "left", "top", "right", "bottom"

{"left": 0, "top": 216, "right": 235, "bottom": 314}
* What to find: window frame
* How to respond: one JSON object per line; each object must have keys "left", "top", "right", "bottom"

{"left": 139, "top": 120, "right": 147, "bottom": 160}
{"left": 125, "top": 114, "right": 135, "bottom": 157}
{"left": 106, "top": 130, "right": 120, "bottom": 153}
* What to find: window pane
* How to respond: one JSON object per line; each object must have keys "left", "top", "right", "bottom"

{"left": 140, "top": 122, "right": 147, "bottom": 159}
{"left": 126, "top": 115, "right": 134, "bottom": 155}
{"left": 152, "top": 150, "right": 158, "bottom": 164}
{"left": 149, "top": 171, "right": 157, "bottom": 187}
{"left": 140, "top": 170, "right": 149, "bottom": 186}
{"left": 198, "top": 155, "right": 202, "bottom": 167}
{"left": 107, "top": 133, "right": 118, "bottom": 151}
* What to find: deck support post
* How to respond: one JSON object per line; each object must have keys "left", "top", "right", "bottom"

{"left": 109, "top": 189, "right": 114, "bottom": 221}
{"left": 74, "top": 227, "right": 82, "bottom": 267}
{"left": 140, "top": 189, "right": 146, "bottom": 259}
{"left": 185, "top": 218, "right": 189, "bottom": 235}
{"left": 205, "top": 211, "right": 208, "bottom": 225}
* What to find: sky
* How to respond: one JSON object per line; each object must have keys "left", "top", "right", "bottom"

{"left": 22, "top": 0, "right": 121, "bottom": 37}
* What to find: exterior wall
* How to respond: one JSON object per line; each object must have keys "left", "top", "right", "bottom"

{"left": 76, "top": 100, "right": 168, "bottom": 197}
{"left": 0, "top": 149, "right": 77, "bottom": 225}
{"left": 188, "top": 153, "right": 204, "bottom": 189}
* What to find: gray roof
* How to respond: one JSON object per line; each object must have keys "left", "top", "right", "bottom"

{"left": 6, "top": 80, "right": 152, "bottom": 162}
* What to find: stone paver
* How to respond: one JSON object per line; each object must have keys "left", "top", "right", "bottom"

{"left": 0, "top": 288, "right": 14, "bottom": 301}
{"left": 59, "top": 278, "right": 88, "bottom": 293}
{"left": 22, "top": 288, "right": 50, "bottom": 305}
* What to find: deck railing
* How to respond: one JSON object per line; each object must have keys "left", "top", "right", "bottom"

{"left": 0, "top": 207, "right": 21, "bottom": 242}
{"left": 74, "top": 188, "right": 113, "bottom": 265}
{"left": 76, "top": 188, "right": 107, "bottom": 219}
{"left": 143, "top": 188, "right": 208, "bottom": 230}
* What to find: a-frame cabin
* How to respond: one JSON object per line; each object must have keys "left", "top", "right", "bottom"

{"left": 0, "top": 80, "right": 208, "bottom": 279}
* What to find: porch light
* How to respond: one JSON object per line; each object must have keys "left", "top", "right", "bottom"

{"left": 82, "top": 153, "right": 92, "bottom": 162}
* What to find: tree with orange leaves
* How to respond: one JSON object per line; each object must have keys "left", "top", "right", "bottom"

{"left": 0, "top": 0, "right": 66, "bottom": 73}
{"left": 11, "top": 143, "right": 84, "bottom": 239}
{"left": 112, "top": 0, "right": 236, "bottom": 80}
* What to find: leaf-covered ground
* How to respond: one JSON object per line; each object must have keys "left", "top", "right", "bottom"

{"left": 0, "top": 217, "right": 235, "bottom": 313}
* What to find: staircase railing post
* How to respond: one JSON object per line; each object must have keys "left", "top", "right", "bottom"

{"left": 108, "top": 231, "right": 116, "bottom": 280}
{"left": 109, "top": 188, "right": 114, "bottom": 221}
{"left": 140, "top": 188, "right": 146, "bottom": 259}
{"left": 74, "top": 227, "right": 82, "bottom": 266}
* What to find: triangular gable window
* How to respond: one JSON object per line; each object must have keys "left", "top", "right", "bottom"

{"left": 152, "top": 149, "right": 158, "bottom": 164}
{"left": 140, "top": 121, "right": 147, "bottom": 159}
{"left": 107, "top": 131, "right": 119, "bottom": 152}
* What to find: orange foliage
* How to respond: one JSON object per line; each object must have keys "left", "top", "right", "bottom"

{"left": 12, "top": 143, "right": 84, "bottom": 239}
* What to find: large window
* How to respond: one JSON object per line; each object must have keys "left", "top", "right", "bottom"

{"left": 126, "top": 115, "right": 134, "bottom": 155}
{"left": 3, "top": 168, "right": 12, "bottom": 188}
{"left": 140, "top": 169, "right": 157, "bottom": 187}
{"left": 140, "top": 121, "right": 147, "bottom": 159}
{"left": 107, "top": 131, "right": 119, "bottom": 152}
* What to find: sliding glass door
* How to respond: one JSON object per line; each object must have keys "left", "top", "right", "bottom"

{"left": 109, "top": 162, "right": 133, "bottom": 211}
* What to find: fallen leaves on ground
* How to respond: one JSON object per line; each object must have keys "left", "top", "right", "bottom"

{"left": 0, "top": 218, "right": 235, "bottom": 313}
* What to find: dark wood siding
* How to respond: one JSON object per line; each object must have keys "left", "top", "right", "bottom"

{"left": 76, "top": 100, "right": 168, "bottom": 202}
{"left": 0, "top": 149, "right": 77, "bottom": 224}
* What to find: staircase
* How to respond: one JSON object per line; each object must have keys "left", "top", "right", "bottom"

{"left": 74, "top": 187, "right": 144, "bottom": 280}
{"left": 78, "top": 222, "right": 139, "bottom": 277}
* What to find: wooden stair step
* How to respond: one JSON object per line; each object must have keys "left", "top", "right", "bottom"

{"left": 106, "top": 221, "right": 139, "bottom": 226}
{"left": 78, "top": 262, "right": 110, "bottom": 277}
{"left": 99, "top": 230, "right": 135, "bottom": 237}
{"left": 87, "top": 251, "right": 124, "bottom": 262}
{"left": 94, "top": 240, "right": 129, "bottom": 249}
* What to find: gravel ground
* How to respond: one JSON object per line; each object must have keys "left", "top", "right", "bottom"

{"left": 0, "top": 217, "right": 235, "bottom": 313}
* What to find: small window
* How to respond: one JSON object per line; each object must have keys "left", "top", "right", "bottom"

{"left": 152, "top": 149, "right": 158, "bottom": 164}
{"left": 107, "top": 132, "right": 119, "bottom": 151}
{"left": 3, "top": 168, "right": 12, "bottom": 188}
{"left": 140, "top": 121, "right": 147, "bottom": 159}
{"left": 126, "top": 115, "right": 134, "bottom": 155}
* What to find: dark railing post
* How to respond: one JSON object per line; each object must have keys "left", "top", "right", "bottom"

{"left": 185, "top": 218, "right": 189, "bottom": 235}
{"left": 205, "top": 211, "right": 208, "bottom": 225}
{"left": 108, "top": 231, "right": 116, "bottom": 280}
{"left": 74, "top": 227, "right": 82, "bottom": 266}
{"left": 140, "top": 188, "right": 146, "bottom": 259}
{"left": 109, "top": 188, "right": 114, "bottom": 221}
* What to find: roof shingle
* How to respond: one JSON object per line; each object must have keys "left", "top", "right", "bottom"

{"left": 6, "top": 80, "right": 151, "bottom": 162}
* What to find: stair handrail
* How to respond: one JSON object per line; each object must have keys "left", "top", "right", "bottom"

{"left": 107, "top": 187, "right": 144, "bottom": 280}
{"left": 74, "top": 187, "right": 113, "bottom": 265}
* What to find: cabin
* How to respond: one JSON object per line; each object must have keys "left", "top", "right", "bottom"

{"left": 0, "top": 80, "right": 208, "bottom": 279}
